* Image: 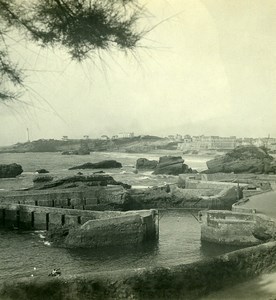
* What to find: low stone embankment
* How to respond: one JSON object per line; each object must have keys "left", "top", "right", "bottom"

{"left": 200, "top": 173, "right": 274, "bottom": 197}
{"left": 1, "top": 241, "right": 276, "bottom": 299}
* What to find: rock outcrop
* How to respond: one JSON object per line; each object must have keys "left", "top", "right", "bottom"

{"left": 33, "top": 175, "right": 53, "bottom": 183}
{"left": 77, "top": 149, "right": 90, "bottom": 155}
{"left": 124, "top": 186, "right": 172, "bottom": 210}
{"left": 0, "top": 163, "right": 23, "bottom": 178}
{"left": 269, "top": 161, "right": 276, "bottom": 174}
{"left": 33, "top": 174, "right": 54, "bottom": 188}
{"left": 205, "top": 146, "right": 275, "bottom": 174}
{"left": 69, "top": 160, "right": 122, "bottom": 170}
{"left": 35, "top": 168, "right": 49, "bottom": 174}
{"left": 32, "top": 174, "right": 131, "bottom": 190}
{"left": 136, "top": 158, "right": 158, "bottom": 170}
{"left": 153, "top": 156, "right": 195, "bottom": 175}
{"left": 61, "top": 150, "right": 90, "bottom": 155}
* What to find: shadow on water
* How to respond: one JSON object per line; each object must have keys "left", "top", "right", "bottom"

{"left": 200, "top": 240, "right": 247, "bottom": 257}
{"left": 67, "top": 239, "right": 159, "bottom": 263}
{"left": 64, "top": 239, "right": 161, "bottom": 272}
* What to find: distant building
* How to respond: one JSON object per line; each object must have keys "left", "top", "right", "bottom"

{"left": 83, "top": 135, "right": 89, "bottom": 140}
{"left": 177, "top": 135, "right": 237, "bottom": 151}
{"left": 175, "top": 134, "right": 183, "bottom": 141}
{"left": 268, "top": 143, "right": 276, "bottom": 152}
{"left": 242, "top": 138, "right": 254, "bottom": 146}
{"left": 210, "top": 136, "right": 237, "bottom": 150}
{"left": 183, "top": 135, "right": 192, "bottom": 143}
{"left": 236, "top": 138, "right": 243, "bottom": 147}
{"left": 117, "top": 132, "right": 134, "bottom": 138}
{"left": 263, "top": 136, "right": 276, "bottom": 149}
{"left": 253, "top": 138, "right": 264, "bottom": 147}
{"left": 100, "top": 135, "right": 109, "bottom": 140}
{"left": 62, "top": 136, "right": 68, "bottom": 141}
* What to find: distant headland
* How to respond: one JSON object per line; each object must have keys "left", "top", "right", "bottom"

{"left": 0, "top": 134, "right": 275, "bottom": 154}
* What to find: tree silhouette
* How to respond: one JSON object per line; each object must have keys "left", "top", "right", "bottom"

{"left": 0, "top": 0, "right": 145, "bottom": 101}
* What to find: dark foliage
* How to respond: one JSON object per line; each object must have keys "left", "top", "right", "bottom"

{"left": 0, "top": 0, "right": 145, "bottom": 101}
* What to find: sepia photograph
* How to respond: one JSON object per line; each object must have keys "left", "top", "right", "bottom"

{"left": 0, "top": 0, "right": 276, "bottom": 299}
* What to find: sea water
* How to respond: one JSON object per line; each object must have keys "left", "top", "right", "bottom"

{"left": 0, "top": 152, "right": 273, "bottom": 299}
{"left": 0, "top": 151, "right": 210, "bottom": 190}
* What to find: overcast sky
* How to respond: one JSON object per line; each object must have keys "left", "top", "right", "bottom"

{"left": 1, "top": 0, "right": 276, "bottom": 146}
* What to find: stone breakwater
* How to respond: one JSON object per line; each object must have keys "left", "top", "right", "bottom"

{"left": 0, "top": 203, "right": 158, "bottom": 248}
{"left": 1, "top": 241, "right": 276, "bottom": 300}
{"left": 64, "top": 211, "right": 157, "bottom": 248}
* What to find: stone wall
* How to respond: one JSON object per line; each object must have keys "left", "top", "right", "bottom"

{"left": 183, "top": 178, "right": 247, "bottom": 190}
{"left": 170, "top": 186, "right": 239, "bottom": 209}
{"left": 232, "top": 205, "right": 256, "bottom": 214}
{"left": 171, "top": 186, "right": 222, "bottom": 198}
{"left": 1, "top": 241, "right": 276, "bottom": 300}
{"left": 0, "top": 203, "right": 127, "bottom": 230}
{"left": 203, "top": 173, "right": 276, "bottom": 186}
{"left": 177, "top": 174, "right": 202, "bottom": 188}
{"left": 0, "top": 186, "right": 126, "bottom": 211}
{"left": 125, "top": 183, "right": 240, "bottom": 210}
{"left": 242, "top": 189, "right": 266, "bottom": 198}
{"left": 201, "top": 210, "right": 276, "bottom": 246}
